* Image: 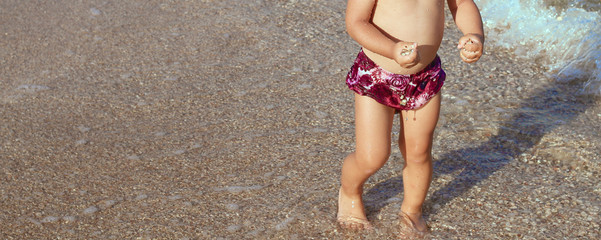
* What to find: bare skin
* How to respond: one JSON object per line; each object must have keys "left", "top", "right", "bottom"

{"left": 339, "top": 0, "right": 484, "bottom": 232}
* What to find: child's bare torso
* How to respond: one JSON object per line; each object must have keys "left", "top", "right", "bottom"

{"left": 363, "top": 0, "right": 445, "bottom": 74}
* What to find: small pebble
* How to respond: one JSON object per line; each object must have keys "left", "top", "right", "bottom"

{"left": 168, "top": 195, "right": 183, "bottom": 200}
{"left": 225, "top": 203, "right": 240, "bottom": 211}
{"left": 62, "top": 216, "right": 77, "bottom": 223}
{"left": 135, "top": 194, "right": 148, "bottom": 201}
{"left": 40, "top": 216, "right": 59, "bottom": 223}
{"left": 297, "top": 84, "right": 312, "bottom": 89}
{"left": 77, "top": 126, "right": 91, "bottom": 132}
{"left": 90, "top": 8, "right": 101, "bottom": 16}
{"left": 226, "top": 225, "right": 241, "bottom": 233}
{"left": 99, "top": 200, "right": 117, "bottom": 209}
{"left": 83, "top": 206, "right": 99, "bottom": 214}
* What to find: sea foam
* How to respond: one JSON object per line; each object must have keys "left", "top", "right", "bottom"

{"left": 476, "top": 0, "right": 601, "bottom": 94}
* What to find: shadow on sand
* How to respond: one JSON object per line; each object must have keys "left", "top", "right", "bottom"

{"left": 363, "top": 81, "right": 594, "bottom": 218}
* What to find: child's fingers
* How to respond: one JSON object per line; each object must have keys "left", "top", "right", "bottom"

{"left": 457, "top": 37, "right": 471, "bottom": 49}
{"left": 460, "top": 51, "right": 474, "bottom": 63}
{"left": 403, "top": 45, "right": 420, "bottom": 66}
{"left": 394, "top": 42, "right": 419, "bottom": 68}
{"left": 458, "top": 37, "right": 483, "bottom": 63}
{"left": 463, "top": 42, "right": 480, "bottom": 52}
{"left": 392, "top": 41, "right": 423, "bottom": 68}
{"left": 400, "top": 43, "right": 417, "bottom": 56}
{"left": 457, "top": 35, "right": 482, "bottom": 49}
{"left": 400, "top": 48, "right": 413, "bottom": 56}
{"left": 460, "top": 49, "right": 481, "bottom": 63}
{"left": 457, "top": 34, "right": 483, "bottom": 63}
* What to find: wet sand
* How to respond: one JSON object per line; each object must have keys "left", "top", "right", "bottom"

{"left": 1, "top": 0, "right": 600, "bottom": 239}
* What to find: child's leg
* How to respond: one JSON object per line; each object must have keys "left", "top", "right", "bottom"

{"left": 338, "top": 94, "right": 395, "bottom": 228}
{"left": 398, "top": 93, "right": 441, "bottom": 230}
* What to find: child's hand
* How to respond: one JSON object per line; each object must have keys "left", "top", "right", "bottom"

{"left": 393, "top": 42, "right": 420, "bottom": 68}
{"left": 457, "top": 34, "right": 483, "bottom": 63}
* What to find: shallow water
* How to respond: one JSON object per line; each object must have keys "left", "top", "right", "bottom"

{"left": 0, "top": 0, "right": 599, "bottom": 239}
{"left": 476, "top": 0, "right": 601, "bottom": 94}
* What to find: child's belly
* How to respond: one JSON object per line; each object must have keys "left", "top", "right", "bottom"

{"left": 365, "top": 0, "right": 446, "bottom": 75}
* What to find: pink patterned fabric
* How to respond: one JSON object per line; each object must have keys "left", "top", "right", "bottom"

{"left": 346, "top": 50, "right": 445, "bottom": 110}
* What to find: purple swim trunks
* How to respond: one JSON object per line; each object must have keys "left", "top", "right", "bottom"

{"left": 346, "top": 50, "right": 445, "bottom": 110}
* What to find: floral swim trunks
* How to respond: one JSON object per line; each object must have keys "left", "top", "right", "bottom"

{"left": 346, "top": 50, "right": 445, "bottom": 110}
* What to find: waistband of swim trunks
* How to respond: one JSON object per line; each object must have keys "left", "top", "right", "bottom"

{"left": 358, "top": 49, "right": 442, "bottom": 77}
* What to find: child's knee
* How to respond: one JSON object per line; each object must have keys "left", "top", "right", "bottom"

{"left": 401, "top": 137, "right": 433, "bottom": 162}
{"left": 356, "top": 149, "right": 390, "bottom": 174}
{"left": 404, "top": 149, "right": 432, "bottom": 165}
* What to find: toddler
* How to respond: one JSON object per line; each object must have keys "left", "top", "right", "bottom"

{"left": 338, "top": 0, "right": 484, "bottom": 237}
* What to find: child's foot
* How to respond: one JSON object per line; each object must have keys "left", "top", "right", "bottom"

{"left": 336, "top": 188, "right": 372, "bottom": 230}
{"left": 399, "top": 211, "right": 429, "bottom": 238}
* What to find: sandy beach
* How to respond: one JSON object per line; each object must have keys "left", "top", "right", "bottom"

{"left": 1, "top": 0, "right": 600, "bottom": 239}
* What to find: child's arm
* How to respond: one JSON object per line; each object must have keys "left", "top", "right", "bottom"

{"left": 448, "top": 0, "right": 485, "bottom": 63}
{"left": 345, "top": 0, "right": 420, "bottom": 68}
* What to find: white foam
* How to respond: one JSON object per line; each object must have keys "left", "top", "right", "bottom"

{"left": 477, "top": 0, "right": 601, "bottom": 94}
